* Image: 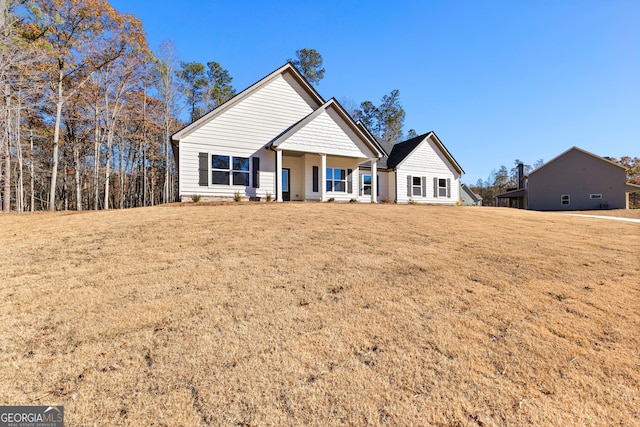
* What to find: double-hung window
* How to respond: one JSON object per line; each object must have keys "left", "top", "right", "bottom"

{"left": 211, "top": 155, "right": 230, "bottom": 185}
{"left": 211, "top": 154, "right": 249, "bottom": 186}
{"left": 412, "top": 177, "right": 422, "bottom": 196}
{"left": 438, "top": 178, "right": 447, "bottom": 197}
{"left": 561, "top": 195, "right": 570, "bottom": 206}
{"left": 326, "top": 168, "right": 346, "bottom": 192}
{"left": 232, "top": 157, "right": 250, "bottom": 186}
{"left": 362, "top": 174, "right": 372, "bottom": 195}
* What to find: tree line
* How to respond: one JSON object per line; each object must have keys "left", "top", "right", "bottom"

{"left": 0, "top": 0, "right": 409, "bottom": 214}
{"left": 1, "top": 0, "right": 181, "bottom": 212}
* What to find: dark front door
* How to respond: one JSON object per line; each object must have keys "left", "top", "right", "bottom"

{"left": 282, "top": 168, "right": 291, "bottom": 201}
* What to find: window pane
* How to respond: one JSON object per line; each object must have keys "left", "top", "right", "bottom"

{"left": 233, "top": 171, "right": 249, "bottom": 186}
{"left": 335, "top": 181, "right": 345, "bottom": 192}
{"left": 211, "top": 155, "right": 229, "bottom": 170}
{"left": 282, "top": 170, "right": 289, "bottom": 192}
{"left": 211, "top": 171, "right": 229, "bottom": 185}
{"left": 413, "top": 176, "right": 421, "bottom": 186}
{"left": 439, "top": 178, "right": 446, "bottom": 188}
{"left": 439, "top": 188, "right": 447, "bottom": 197}
{"left": 335, "top": 169, "right": 345, "bottom": 180}
{"left": 326, "top": 168, "right": 333, "bottom": 180}
{"left": 363, "top": 175, "right": 372, "bottom": 185}
{"left": 326, "top": 181, "right": 332, "bottom": 192}
{"left": 233, "top": 157, "right": 249, "bottom": 171}
{"left": 364, "top": 186, "right": 371, "bottom": 195}
{"left": 413, "top": 186, "right": 422, "bottom": 196}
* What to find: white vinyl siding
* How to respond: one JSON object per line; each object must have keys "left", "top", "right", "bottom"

{"left": 282, "top": 155, "right": 305, "bottom": 201}
{"left": 277, "top": 107, "right": 377, "bottom": 159}
{"left": 395, "top": 135, "right": 461, "bottom": 204}
{"left": 304, "top": 154, "right": 322, "bottom": 201}
{"left": 177, "top": 73, "right": 317, "bottom": 199}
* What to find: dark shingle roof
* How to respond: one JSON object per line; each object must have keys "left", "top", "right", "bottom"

{"left": 360, "top": 133, "right": 429, "bottom": 170}
{"left": 385, "top": 133, "right": 430, "bottom": 169}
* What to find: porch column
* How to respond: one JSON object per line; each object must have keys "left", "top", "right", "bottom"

{"left": 320, "top": 153, "right": 327, "bottom": 202}
{"left": 371, "top": 159, "right": 378, "bottom": 203}
{"left": 276, "top": 149, "right": 283, "bottom": 202}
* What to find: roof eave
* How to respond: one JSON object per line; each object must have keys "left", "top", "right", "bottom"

{"left": 171, "top": 63, "right": 325, "bottom": 144}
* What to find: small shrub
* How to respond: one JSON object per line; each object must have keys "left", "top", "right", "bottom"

{"left": 266, "top": 192, "right": 273, "bottom": 202}
{"left": 191, "top": 194, "right": 201, "bottom": 203}
{"left": 408, "top": 198, "right": 418, "bottom": 205}
{"left": 456, "top": 200, "right": 462, "bottom": 206}
{"left": 233, "top": 191, "right": 242, "bottom": 202}
{"left": 327, "top": 197, "right": 335, "bottom": 202}
{"left": 349, "top": 198, "right": 358, "bottom": 203}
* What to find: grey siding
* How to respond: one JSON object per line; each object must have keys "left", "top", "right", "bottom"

{"left": 528, "top": 149, "right": 628, "bottom": 210}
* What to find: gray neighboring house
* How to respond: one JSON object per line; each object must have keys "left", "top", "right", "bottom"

{"left": 497, "top": 146, "right": 640, "bottom": 210}
{"left": 460, "top": 183, "right": 482, "bottom": 206}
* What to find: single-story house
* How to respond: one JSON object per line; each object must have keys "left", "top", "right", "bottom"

{"left": 171, "top": 63, "right": 464, "bottom": 203}
{"left": 497, "top": 146, "right": 640, "bottom": 210}
{"left": 460, "top": 183, "right": 482, "bottom": 206}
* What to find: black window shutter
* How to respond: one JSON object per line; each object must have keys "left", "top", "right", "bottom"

{"left": 359, "top": 173, "right": 363, "bottom": 196}
{"left": 446, "top": 178, "right": 451, "bottom": 198}
{"left": 198, "top": 153, "right": 208, "bottom": 186}
{"left": 312, "top": 166, "right": 319, "bottom": 192}
{"left": 407, "top": 175, "right": 412, "bottom": 197}
{"left": 252, "top": 157, "right": 260, "bottom": 188}
{"left": 347, "top": 169, "right": 353, "bottom": 193}
{"left": 433, "top": 177, "right": 438, "bottom": 198}
{"left": 377, "top": 174, "right": 380, "bottom": 196}
{"left": 422, "top": 176, "right": 427, "bottom": 197}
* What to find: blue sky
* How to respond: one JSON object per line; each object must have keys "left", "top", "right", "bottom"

{"left": 110, "top": 0, "right": 639, "bottom": 185}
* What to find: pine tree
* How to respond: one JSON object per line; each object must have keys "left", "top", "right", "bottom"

{"left": 289, "top": 48, "right": 325, "bottom": 85}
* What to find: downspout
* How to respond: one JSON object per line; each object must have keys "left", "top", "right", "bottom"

{"left": 394, "top": 168, "right": 398, "bottom": 203}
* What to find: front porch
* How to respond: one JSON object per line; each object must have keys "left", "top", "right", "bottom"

{"left": 275, "top": 150, "right": 378, "bottom": 203}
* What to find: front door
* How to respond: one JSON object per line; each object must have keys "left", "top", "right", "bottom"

{"left": 282, "top": 168, "right": 291, "bottom": 201}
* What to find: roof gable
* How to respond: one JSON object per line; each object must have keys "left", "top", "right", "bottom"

{"left": 271, "top": 98, "right": 384, "bottom": 159}
{"left": 528, "top": 146, "right": 626, "bottom": 177}
{"left": 388, "top": 132, "right": 464, "bottom": 174}
{"left": 172, "top": 63, "right": 324, "bottom": 142}
{"left": 461, "top": 183, "right": 482, "bottom": 201}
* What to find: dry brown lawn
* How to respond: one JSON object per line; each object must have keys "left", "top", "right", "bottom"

{"left": 1, "top": 203, "right": 639, "bottom": 426}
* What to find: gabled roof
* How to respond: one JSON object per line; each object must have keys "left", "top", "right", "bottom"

{"left": 270, "top": 98, "right": 385, "bottom": 158}
{"left": 528, "top": 146, "right": 627, "bottom": 177}
{"left": 387, "top": 132, "right": 465, "bottom": 175}
{"left": 461, "top": 183, "right": 482, "bottom": 201}
{"left": 355, "top": 121, "right": 389, "bottom": 157}
{"left": 171, "top": 62, "right": 325, "bottom": 143}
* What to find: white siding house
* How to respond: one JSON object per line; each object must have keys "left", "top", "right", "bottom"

{"left": 358, "top": 131, "right": 464, "bottom": 204}
{"left": 172, "top": 63, "right": 464, "bottom": 204}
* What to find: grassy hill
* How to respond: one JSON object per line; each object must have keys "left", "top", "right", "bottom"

{"left": 1, "top": 204, "right": 638, "bottom": 426}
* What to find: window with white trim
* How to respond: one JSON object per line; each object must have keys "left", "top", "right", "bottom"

{"left": 561, "top": 195, "right": 570, "bottom": 206}
{"left": 412, "top": 177, "right": 422, "bottom": 196}
{"left": 362, "top": 174, "right": 372, "bottom": 195}
{"left": 438, "top": 178, "right": 447, "bottom": 197}
{"left": 211, "top": 154, "right": 249, "bottom": 186}
{"left": 326, "top": 168, "right": 346, "bottom": 192}
{"left": 232, "top": 157, "right": 250, "bottom": 186}
{"left": 589, "top": 193, "right": 602, "bottom": 199}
